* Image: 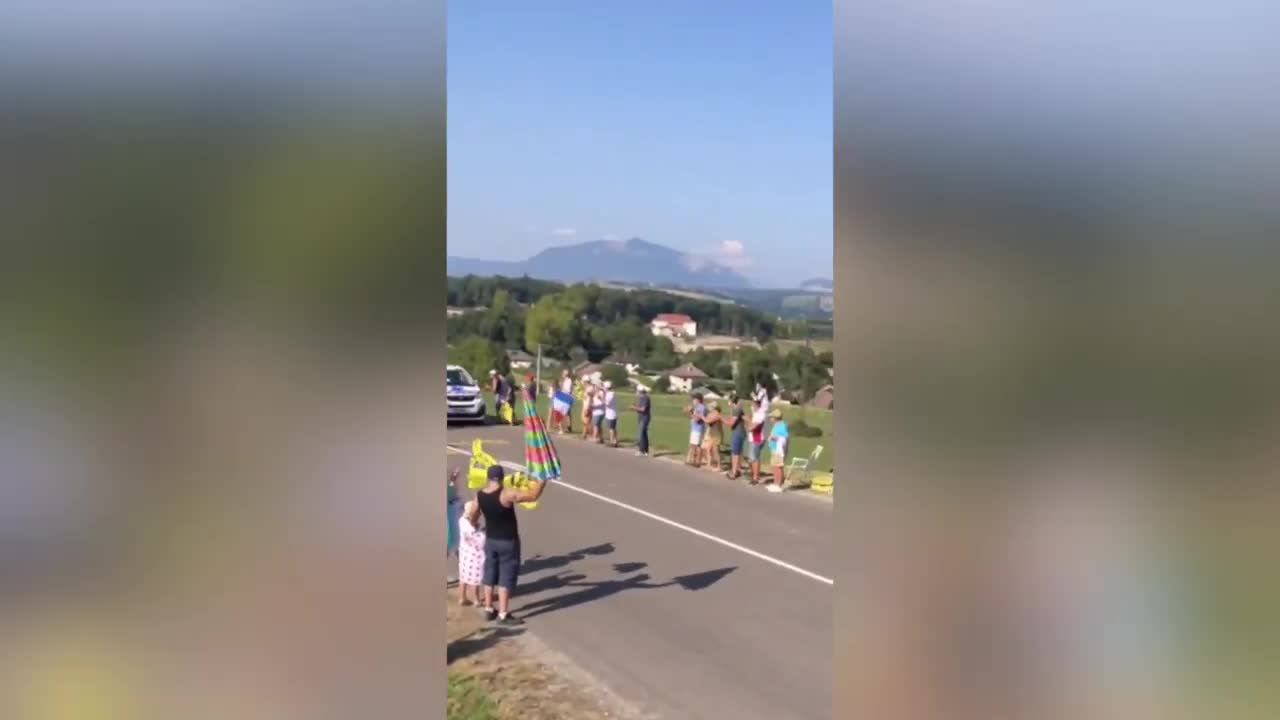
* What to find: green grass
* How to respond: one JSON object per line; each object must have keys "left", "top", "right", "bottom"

{"left": 490, "top": 390, "right": 834, "bottom": 473}
{"left": 448, "top": 672, "right": 499, "bottom": 720}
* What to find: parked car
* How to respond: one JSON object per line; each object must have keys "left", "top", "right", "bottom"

{"left": 446, "top": 365, "right": 486, "bottom": 423}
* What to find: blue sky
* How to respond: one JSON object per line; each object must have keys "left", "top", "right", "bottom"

{"left": 448, "top": 1, "right": 832, "bottom": 288}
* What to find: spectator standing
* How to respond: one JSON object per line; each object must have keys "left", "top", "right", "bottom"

{"left": 766, "top": 408, "right": 789, "bottom": 493}
{"left": 748, "top": 398, "right": 768, "bottom": 484}
{"left": 558, "top": 370, "right": 575, "bottom": 433}
{"left": 447, "top": 468, "right": 461, "bottom": 583}
{"left": 579, "top": 380, "right": 594, "bottom": 440}
{"left": 727, "top": 392, "right": 747, "bottom": 479}
{"left": 603, "top": 381, "right": 619, "bottom": 447}
{"left": 456, "top": 500, "right": 486, "bottom": 606}
{"left": 491, "top": 370, "right": 516, "bottom": 425}
{"left": 590, "top": 376, "right": 606, "bottom": 443}
{"left": 703, "top": 400, "right": 724, "bottom": 473}
{"left": 478, "top": 464, "right": 546, "bottom": 625}
{"left": 633, "top": 386, "right": 652, "bottom": 457}
{"left": 685, "top": 393, "right": 707, "bottom": 467}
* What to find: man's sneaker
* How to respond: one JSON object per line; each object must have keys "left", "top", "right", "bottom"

{"left": 766, "top": 484, "right": 783, "bottom": 493}
{"left": 483, "top": 607, "right": 498, "bottom": 621}
{"left": 497, "top": 613, "right": 524, "bottom": 626}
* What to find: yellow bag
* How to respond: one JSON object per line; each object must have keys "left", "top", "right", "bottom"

{"left": 500, "top": 402, "right": 514, "bottom": 425}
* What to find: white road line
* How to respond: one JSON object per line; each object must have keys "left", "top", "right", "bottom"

{"left": 447, "top": 444, "right": 834, "bottom": 587}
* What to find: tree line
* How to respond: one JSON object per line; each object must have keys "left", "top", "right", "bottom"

{"left": 445, "top": 272, "right": 773, "bottom": 345}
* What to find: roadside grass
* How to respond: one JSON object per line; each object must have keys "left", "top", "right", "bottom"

{"left": 448, "top": 672, "right": 500, "bottom": 720}
{"left": 488, "top": 390, "right": 834, "bottom": 473}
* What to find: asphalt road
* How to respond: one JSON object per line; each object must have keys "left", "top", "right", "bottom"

{"left": 447, "top": 423, "right": 833, "bottom": 720}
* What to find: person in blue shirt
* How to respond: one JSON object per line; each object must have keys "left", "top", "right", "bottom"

{"left": 766, "top": 408, "right": 789, "bottom": 493}
{"left": 685, "top": 393, "right": 707, "bottom": 467}
{"left": 447, "top": 467, "right": 461, "bottom": 582}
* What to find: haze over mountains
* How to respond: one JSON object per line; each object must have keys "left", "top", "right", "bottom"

{"left": 448, "top": 237, "right": 753, "bottom": 288}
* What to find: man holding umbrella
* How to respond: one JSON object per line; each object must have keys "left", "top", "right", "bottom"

{"left": 479, "top": 375, "right": 561, "bottom": 624}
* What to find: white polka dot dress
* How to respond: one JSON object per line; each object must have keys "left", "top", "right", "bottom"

{"left": 457, "top": 516, "right": 486, "bottom": 586}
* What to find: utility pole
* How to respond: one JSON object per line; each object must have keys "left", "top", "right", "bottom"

{"left": 536, "top": 343, "right": 543, "bottom": 390}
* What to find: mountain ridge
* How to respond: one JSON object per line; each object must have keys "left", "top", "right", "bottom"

{"left": 447, "top": 237, "right": 752, "bottom": 288}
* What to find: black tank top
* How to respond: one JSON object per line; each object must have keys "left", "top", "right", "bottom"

{"left": 477, "top": 487, "right": 518, "bottom": 541}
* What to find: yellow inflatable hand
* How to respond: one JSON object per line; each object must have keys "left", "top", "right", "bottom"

{"left": 468, "top": 438, "right": 498, "bottom": 489}
{"left": 504, "top": 470, "right": 540, "bottom": 510}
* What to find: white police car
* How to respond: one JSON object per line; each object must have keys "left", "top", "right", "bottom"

{"left": 446, "top": 364, "right": 486, "bottom": 423}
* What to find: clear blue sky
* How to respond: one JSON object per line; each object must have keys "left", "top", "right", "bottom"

{"left": 448, "top": 1, "right": 832, "bottom": 288}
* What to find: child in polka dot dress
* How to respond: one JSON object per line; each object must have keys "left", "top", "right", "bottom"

{"left": 457, "top": 500, "right": 487, "bottom": 606}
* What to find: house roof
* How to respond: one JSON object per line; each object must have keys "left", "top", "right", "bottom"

{"left": 667, "top": 363, "right": 708, "bottom": 379}
{"left": 652, "top": 313, "right": 695, "bottom": 325}
{"left": 507, "top": 350, "right": 535, "bottom": 361}
{"left": 574, "top": 363, "right": 604, "bottom": 378}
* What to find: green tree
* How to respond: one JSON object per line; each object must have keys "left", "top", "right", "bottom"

{"left": 818, "top": 350, "right": 834, "bottom": 367}
{"left": 608, "top": 318, "right": 652, "bottom": 360}
{"left": 654, "top": 376, "right": 672, "bottom": 393}
{"left": 481, "top": 288, "right": 515, "bottom": 345}
{"left": 600, "top": 363, "right": 630, "bottom": 387}
{"left": 646, "top": 336, "right": 680, "bottom": 371}
{"left": 524, "top": 294, "right": 580, "bottom": 358}
{"left": 779, "top": 345, "right": 828, "bottom": 403}
{"left": 735, "top": 347, "right": 777, "bottom": 398}
{"left": 449, "top": 336, "right": 508, "bottom": 382}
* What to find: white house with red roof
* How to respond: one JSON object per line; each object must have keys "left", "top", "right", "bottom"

{"left": 650, "top": 313, "right": 697, "bottom": 339}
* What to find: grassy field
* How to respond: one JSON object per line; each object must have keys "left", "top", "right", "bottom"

{"left": 448, "top": 672, "right": 500, "bottom": 719}
{"left": 486, "top": 390, "right": 834, "bottom": 473}
{"left": 775, "top": 338, "right": 834, "bottom": 355}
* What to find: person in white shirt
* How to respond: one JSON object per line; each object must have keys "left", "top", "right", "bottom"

{"left": 603, "top": 381, "right": 619, "bottom": 447}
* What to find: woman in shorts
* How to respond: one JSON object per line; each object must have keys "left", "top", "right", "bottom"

{"left": 702, "top": 400, "right": 724, "bottom": 472}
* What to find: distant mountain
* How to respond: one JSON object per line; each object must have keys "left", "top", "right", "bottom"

{"left": 447, "top": 238, "right": 751, "bottom": 288}
{"left": 799, "top": 277, "right": 833, "bottom": 291}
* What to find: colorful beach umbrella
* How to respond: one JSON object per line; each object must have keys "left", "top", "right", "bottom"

{"left": 520, "top": 379, "right": 562, "bottom": 482}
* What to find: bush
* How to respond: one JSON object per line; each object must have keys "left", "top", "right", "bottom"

{"left": 600, "top": 363, "right": 630, "bottom": 387}
{"left": 788, "top": 419, "right": 823, "bottom": 438}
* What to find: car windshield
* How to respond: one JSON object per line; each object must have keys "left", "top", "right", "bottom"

{"left": 447, "top": 368, "right": 476, "bottom": 387}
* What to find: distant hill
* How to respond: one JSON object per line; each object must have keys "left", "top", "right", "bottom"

{"left": 712, "top": 287, "right": 834, "bottom": 320}
{"left": 799, "top": 277, "right": 833, "bottom": 291}
{"left": 447, "top": 237, "right": 751, "bottom": 288}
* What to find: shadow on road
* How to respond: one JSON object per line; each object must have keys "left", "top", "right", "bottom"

{"left": 520, "top": 542, "right": 616, "bottom": 576}
{"left": 447, "top": 625, "right": 527, "bottom": 665}
{"left": 516, "top": 566, "right": 737, "bottom": 621}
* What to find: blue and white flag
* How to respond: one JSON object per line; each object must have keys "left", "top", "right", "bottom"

{"left": 552, "top": 390, "right": 574, "bottom": 415}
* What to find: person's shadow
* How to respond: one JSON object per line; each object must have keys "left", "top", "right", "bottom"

{"left": 515, "top": 566, "right": 736, "bottom": 621}
{"left": 447, "top": 626, "right": 526, "bottom": 665}
{"left": 519, "top": 542, "right": 616, "bottom": 576}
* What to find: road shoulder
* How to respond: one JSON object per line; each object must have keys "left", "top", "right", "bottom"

{"left": 446, "top": 591, "right": 647, "bottom": 719}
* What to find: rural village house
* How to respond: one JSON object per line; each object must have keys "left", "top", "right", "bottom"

{"left": 650, "top": 313, "right": 698, "bottom": 339}
{"left": 666, "top": 363, "right": 709, "bottom": 393}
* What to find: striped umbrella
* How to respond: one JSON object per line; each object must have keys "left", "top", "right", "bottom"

{"left": 520, "top": 379, "right": 562, "bottom": 482}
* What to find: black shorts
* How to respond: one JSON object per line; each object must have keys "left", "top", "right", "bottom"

{"left": 483, "top": 537, "right": 521, "bottom": 591}
{"left": 606, "top": 417, "right": 617, "bottom": 430}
